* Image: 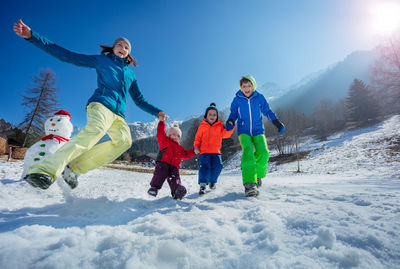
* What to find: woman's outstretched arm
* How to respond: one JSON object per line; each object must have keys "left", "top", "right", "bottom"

{"left": 13, "top": 19, "right": 98, "bottom": 68}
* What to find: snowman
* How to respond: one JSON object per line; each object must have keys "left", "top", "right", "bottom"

{"left": 22, "top": 110, "right": 73, "bottom": 178}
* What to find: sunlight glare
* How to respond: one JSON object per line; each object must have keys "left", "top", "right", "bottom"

{"left": 372, "top": 3, "right": 400, "bottom": 34}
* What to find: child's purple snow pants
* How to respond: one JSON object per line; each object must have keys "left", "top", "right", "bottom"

{"left": 150, "top": 161, "right": 184, "bottom": 196}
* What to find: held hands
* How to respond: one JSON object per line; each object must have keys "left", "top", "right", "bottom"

{"left": 194, "top": 147, "right": 200, "bottom": 154}
{"left": 158, "top": 111, "right": 166, "bottom": 121}
{"left": 13, "top": 19, "right": 31, "bottom": 39}
{"left": 225, "top": 119, "right": 235, "bottom": 131}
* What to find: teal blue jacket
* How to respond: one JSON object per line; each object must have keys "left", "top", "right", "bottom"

{"left": 27, "top": 30, "right": 162, "bottom": 118}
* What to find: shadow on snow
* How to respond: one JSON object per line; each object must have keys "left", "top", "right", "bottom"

{"left": 0, "top": 181, "right": 247, "bottom": 232}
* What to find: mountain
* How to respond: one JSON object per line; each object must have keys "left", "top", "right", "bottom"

{"left": 258, "top": 68, "right": 328, "bottom": 102}
{"left": 270, "top": 50, "right": 377, "bottom": 114}
{"left": 258, "top": 82, "right": 285, "bottom": 102}
{"left": 127, "top": 115, "right": 202, "bottom": 142}
{"left": 0, "top": 119, "right": 14, "bottom": 132}
{"left": 128, "top": 118, "right": 159, "bottom": 141}
{"left": 0, "top": 119, "right": 16, "bottom": 140}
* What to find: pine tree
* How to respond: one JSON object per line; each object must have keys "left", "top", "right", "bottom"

{"left": 19, "top": 69, "right": 60, "bottom": 147}
{"left": 129, "top": 136, "right": 158, "bottom": 157}
{"left": 345, "top": 78, "right": 379, "bottom": 127}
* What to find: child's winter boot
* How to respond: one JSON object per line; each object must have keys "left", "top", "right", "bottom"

{"left": 199, "top": 183, "right": 207, "bottom": 195}
{"left": 244, "top": 182, "right": 259, "bottom": 197}
{"left": 209, "top": 183, "right": 216, "bottom": 190}
{"left": 257, "top": 178, "right": 262, "bottom": 188}
{"left": 173, "top": 185, "right": 187, "bottom": 200}
{"left": 147, "top": 187, "right": 158, "bottom": 197}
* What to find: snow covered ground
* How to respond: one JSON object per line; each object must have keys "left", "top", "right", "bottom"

{"left": 0, "top": 116, "right": 399, "bottom": 269}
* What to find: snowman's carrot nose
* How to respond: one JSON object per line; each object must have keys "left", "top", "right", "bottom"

{"left": 52, "top": 123, "right": 56, "bottom": 126}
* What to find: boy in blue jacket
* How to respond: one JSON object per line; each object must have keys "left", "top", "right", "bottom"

{"left": 226, "top": 75, "right": 285, "bottom": 197}
{"left": 14, "top": 19, "right": 164, "bottom": 189}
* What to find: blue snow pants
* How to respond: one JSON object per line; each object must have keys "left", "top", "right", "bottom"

{"left": 198, "top": 153, "right": 223, "bottom": 185}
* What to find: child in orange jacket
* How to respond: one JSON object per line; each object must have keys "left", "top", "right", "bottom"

{"left": 194, "top": 103, "right": 234, "bottom": 195}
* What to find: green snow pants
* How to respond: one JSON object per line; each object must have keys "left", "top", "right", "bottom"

{"left": 238, "top": 134, "right": 270, "bottom": 185}
{"left": 27, "top": 102, "right": 132, "bottom": 180}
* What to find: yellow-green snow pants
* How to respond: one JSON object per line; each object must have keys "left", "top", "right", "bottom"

{"left": 27, "top": 102, "right": 132, "bottom": 180}
{"left": 238, "top": 134, "right": 270, "bottom": 185}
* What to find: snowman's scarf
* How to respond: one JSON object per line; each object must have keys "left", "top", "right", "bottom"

{"left": 41, "top": 134, "right": 70, "bottom": 144}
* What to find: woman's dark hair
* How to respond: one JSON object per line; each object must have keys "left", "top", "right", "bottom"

{"left": 100, "top": 45, "right": 138, "bottom": 66}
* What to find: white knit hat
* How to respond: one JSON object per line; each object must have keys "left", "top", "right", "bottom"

{"left": 113, "top": 37, "right": 131, "bottom": 53}
{"left": 167, "top": 124, "right": 182, "bottom": 138}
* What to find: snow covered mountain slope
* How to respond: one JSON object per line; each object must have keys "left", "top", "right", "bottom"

{"left": 0, "top": 116, "right": 399, "bottom": 268}
{"left": 128, "top": 118, "right": 159, "bottom": 141}
{"left": 226, "top": 115, "right": 400, "bottom": 180}
{"left": 270, "top": 50, "right": 376, "bottom": 114}
{"left": 128, "top": 117, "right": 188, "bottom": 142}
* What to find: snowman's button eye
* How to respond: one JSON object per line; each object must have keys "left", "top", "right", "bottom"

{"left": 50, "top": 119, "right": 53, "bottom": 121}
{"left": 57, "top": 119, "right": 61, "bottom": 122}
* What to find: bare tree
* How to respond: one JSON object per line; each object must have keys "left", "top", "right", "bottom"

{"left": 371, "top": 30, "right": 400, "bottom": 114}
{"left": 270, "top": 108, "right": 307, "bottom": 171}
{"left": 284, "top": 109, "right": 307, "bottom": 172}
{"left": 265, "top": 109, "right": 289, "bottom": 155}
{"left": 19, "top": 69, "right": 60, "bottom": 147}
{"left": 311, "top": 100, "right": 340, "bottom": 140}
{"left": 265, "top": 108, "right": 306, "bottom": 158}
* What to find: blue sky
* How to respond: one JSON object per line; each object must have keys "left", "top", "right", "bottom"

{"left": 0, "top": 0, "right": 386, "bottom": 128}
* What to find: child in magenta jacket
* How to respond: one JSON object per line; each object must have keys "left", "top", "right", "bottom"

{"left": 147, "top": 113, "right": 195, "bottom": 200}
